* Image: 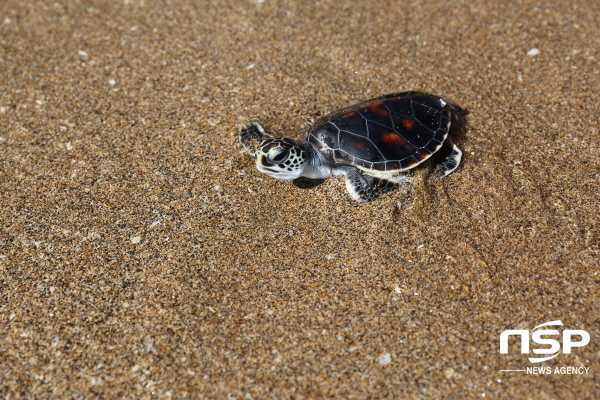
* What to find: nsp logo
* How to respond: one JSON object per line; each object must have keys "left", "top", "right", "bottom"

{"left": 500, "top": 320, "right": 590, "bottom": 363}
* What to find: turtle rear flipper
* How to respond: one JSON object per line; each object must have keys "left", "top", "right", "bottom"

{"left": 432, "top": 138, "right": 463, "bottom": 179}
{"left": 240, "top": 123, "right": 273, "bottom": 157}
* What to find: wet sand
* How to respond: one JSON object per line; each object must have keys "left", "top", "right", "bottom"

{"left": 0, "top": 0, "right": 598, "bottom": 398}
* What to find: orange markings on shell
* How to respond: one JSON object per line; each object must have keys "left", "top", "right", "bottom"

{"left": 363, "top": 102, "right": 390, "bottom": 117}
{"left": 381, "top": 132, "right": 406, "bottom": 146}
{"left": 402, "top": 119, "right": 417, "bottom": 130}
{"left": 418, "top": 152, "right": 431, "bottom": 160}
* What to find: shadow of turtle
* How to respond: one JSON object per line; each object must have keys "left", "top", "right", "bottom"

{"left": 293, "top": 177, "right": 326, "bottom": 189}
{"left": 431, "top": 105, "right": 470, "bottom": 166}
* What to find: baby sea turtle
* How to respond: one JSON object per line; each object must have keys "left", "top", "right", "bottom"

{"left": 240, "top": 91, "right": 464, "bottom": 203}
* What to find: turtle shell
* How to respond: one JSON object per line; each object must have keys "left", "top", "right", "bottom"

{"left": 306, "top": 91, "right": 454, "bottom": 172}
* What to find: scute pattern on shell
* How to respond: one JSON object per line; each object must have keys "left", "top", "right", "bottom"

{"left": 307, "top": 92, "right": 452, "bottom": 172}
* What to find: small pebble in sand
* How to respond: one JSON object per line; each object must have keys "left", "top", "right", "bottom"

{"left": 527, "top": 48, "right": 540, "bottom": 56}
{"left": 78, "top": 50, "right": 88, "bottom": 58}
{"left": 378, "top": 353, "right": 392, "bottom": 365}
{"left": 130, "top": 236, "right": 141, "bottom": 244}
{"left": 108, "top": 79, "right": 117, "bottom": 86}
{"left": 149, "top": 221, "right": 161, "bottom": 228}
{"left": 0, "top": 106, "right": 6, "bottom": 113}
{"left": 66, "top": 142, "right": 73, "bottom": 150}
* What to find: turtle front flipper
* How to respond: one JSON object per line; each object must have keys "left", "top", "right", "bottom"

{"left": 240, "top": 123, "right": 274, "bottom": 157}
{"left": 339, "top": 166, "right": 400, "bottom": 203}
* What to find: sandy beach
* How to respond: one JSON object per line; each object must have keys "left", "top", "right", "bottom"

{"left": 1, "top": 0, "right": 598, "bottom": 398}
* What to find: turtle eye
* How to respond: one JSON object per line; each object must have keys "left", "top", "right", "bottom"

{"left": 267, "top": 148, "right": 289, "bottom": 163}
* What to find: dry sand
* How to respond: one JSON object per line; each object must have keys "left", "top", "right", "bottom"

{"left": 1, "top": 0, "right": 599, "bottom": 398}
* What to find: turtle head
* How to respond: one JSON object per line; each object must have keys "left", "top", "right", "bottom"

{"left": 255, "top": 138, "right": 307, "bottom": 180}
